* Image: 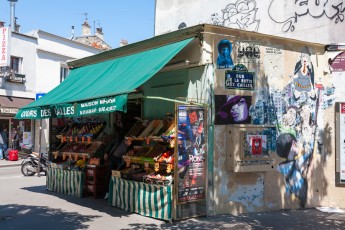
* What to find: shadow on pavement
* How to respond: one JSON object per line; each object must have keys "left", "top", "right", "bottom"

{"left": 20, "top": 186, "right": 345, "bottom": 229}
{"left": 21, "top": 185, "right": 132, "bottom": 219}
{"left": 0, "top": 204, "right": 100, "bottom": 230}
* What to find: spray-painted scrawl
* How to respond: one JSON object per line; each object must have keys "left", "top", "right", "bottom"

{"left": 208, "top": 0, "right": 261, "bottom": 32}
{"left": 268, "top": 0, "right": 345, "bottom": 32}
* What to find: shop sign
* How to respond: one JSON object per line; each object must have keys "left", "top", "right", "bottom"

{"left": 15, "top": 94, "right": 128, "bottom": 119}
{"left": 331, "top": 52, "right": 345, "bottom": 72}
{"left": 0, "top": 107, "right": 18, "bottom": 114}
{"left": 0, "top": 27, "right": 11, "bottom": 67}
{"left": 177, "top": 105, "right": 206, "bottom": 203}
{"left": 76, "top": 94, "right": 127, "bottom": 116}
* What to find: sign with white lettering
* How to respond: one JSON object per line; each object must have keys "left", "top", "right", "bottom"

{"left": 15, "top": 94, "right": 128, "bottom": 119}
{"left": 76, "top": 95, "right": 127, "bottom": 116}
{"left": 225, "top": 64, "right": 255, "bottom": 90}
{"left": 0, "top": 107, "right": 18, "bottom": 114}
{"left": 0, "top": 27, "right": 11, "bottom": 67}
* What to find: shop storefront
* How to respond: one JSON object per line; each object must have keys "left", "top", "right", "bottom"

{"left": 16, "top": 24, "right": 343, "bottom": 219}
{"left": 0, "top": 96, "right": 34, "bottom": 151}
{"left": 15, "top": 33, "right": 209, "bottom": 221}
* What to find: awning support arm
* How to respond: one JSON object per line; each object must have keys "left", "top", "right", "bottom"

{"left": 144, "top": 96, "right": 209, "bottom": 107}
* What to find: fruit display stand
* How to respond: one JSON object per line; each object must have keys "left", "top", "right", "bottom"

{"left": 109, "top": 176, "right": 173, "bottom": 221}
{"left": 108, "top": 117, "right": 175, "bottom": 221}
{"left": 46, "top": 167, "right": 85, "bottom": 198}
{"left": 47, "top": 118, "right": 106, "bottom": 198}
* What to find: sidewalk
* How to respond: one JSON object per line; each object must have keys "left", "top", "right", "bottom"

{"left": 0, "top": 151, "right": 27, "bottom": 168}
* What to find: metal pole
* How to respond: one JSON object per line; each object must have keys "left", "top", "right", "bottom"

{"left": 37, "top": 119, "right": 42, "bottom": 177}
{"left": 8, "top": 0, "right": 18, "bottom": 32}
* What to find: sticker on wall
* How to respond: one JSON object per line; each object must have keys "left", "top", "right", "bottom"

{"left": 235, "top": 41, "right": 261, "bottom": 64}
{"left": 242, "top": 129, "right": 276, "bottom": 158}
{"left": 331, "top": 52, "right": 345, "bottom": 72}
{"left": 216, "top": 39, "right": 234, "bottom": 69}
{"left": 215, "top": 95, "right": 252, "bottom": 125}
{"left": 225, "top": 64, "right": 254, "bottom": 90}
{"left": 264, "top": 46, "right": 284, "bottom": 87}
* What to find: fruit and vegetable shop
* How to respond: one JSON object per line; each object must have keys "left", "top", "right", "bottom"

{"left": 15, "top": 24, "right": 345, "bottom": 220}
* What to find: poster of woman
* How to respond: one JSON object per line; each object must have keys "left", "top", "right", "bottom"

{"left": 215, "top": 95, "right": 252, "bottom": 124}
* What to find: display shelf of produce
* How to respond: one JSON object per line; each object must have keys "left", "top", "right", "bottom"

{"left": 52, "top": 141, "right": 102, "bottom": 158}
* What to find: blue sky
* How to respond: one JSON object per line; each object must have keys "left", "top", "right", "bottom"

{"left": 0, "top": 0, "right": 156, "bottom": 48}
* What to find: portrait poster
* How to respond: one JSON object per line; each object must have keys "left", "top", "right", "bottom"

{"left": 177, "top": 105, "right": 206, "bottom": 203}
{"left": 216, "top": 39, "right": 234, "bottom": 69}
{"left": 215, "top": 95, "right": 252, "bottom": 125}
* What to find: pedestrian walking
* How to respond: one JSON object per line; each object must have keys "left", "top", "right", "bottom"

{"left": 0, "top": 127, "right": 8, "bottom": 160}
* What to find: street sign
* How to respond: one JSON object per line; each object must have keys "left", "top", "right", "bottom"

{"left": 36, "top": 93, "right": 46, "bottom": 100}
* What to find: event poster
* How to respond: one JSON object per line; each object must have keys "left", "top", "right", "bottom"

{"left": 177, "top": 105, "right": 206, "bottom": 203}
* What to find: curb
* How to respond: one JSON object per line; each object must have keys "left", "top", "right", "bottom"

{"left": 0, "top": 163, "right": 21, "bottom": 168}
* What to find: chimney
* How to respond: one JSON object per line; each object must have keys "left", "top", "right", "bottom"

{"left": 70, "top": 25, "right": 75, "bottom": 40}
{"left": 81, "top": 20, "right": 91, "bottom": 36}
{"left": 95, "top": 27, "right": 103, "bottom": 40}
{"left": 8, "top": 0, "right": 18, "bottom": 32}
{"left": 14, "top": 17, "right": 19, "bottom": 32}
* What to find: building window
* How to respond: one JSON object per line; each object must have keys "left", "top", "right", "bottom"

{"left": 60, "top": 66, "right": 69, "bottom": 82}
{"left": 10, "top": 56, "right": 22, "bottom": 73}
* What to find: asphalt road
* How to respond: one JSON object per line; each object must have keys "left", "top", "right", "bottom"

{"left": 1, "top": 165, "right": 345, "bottom": 229}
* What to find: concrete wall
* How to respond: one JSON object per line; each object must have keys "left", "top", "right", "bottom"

{"left": 155, "top": 0, "right": 345, "bottom": 44}
{"left": 200, "top": 27, "right": 343, "bottom": 214}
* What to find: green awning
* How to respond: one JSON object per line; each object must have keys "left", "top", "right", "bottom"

{"left": 15, "top": 38, "right": 193, "bottom": 119}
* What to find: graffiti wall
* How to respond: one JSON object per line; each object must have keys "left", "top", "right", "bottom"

{"left": 155, "top": 0, "right": 345, "bottom": 44}
{"left": 208, "top": 26, "right": 338, "bottom": 214}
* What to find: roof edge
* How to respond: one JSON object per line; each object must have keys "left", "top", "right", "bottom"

{"left": 67, "top": 24, "right": 205, "bottom": 68}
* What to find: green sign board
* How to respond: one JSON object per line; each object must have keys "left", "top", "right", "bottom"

{"left": 15, "top": 94, "right": 128, "bottom": 119}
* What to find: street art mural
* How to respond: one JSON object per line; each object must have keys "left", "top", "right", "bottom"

{"left": 247, "top": 46, "right": 336, "bottom": 207}
{"left": 208, "top": 0, "right": 261, "bottom": 31}
{"left": 268, "top": 0, "right": 345, "bottom": 32}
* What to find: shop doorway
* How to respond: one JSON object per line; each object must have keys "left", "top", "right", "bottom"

{"left": 0, "top": 118, "right": 10, "bottom": 147}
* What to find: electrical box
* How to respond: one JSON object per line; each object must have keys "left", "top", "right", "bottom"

{"left": 227, "top": 124, "right": 276, "bottom": 172}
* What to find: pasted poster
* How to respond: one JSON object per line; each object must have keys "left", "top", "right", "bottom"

{"left": 339, "top": 103, "right": 345, "bottom": 182}
{"left": 215, "top": 95, "right": 252, "bottom": 125}
{"left": 245, "top": 134, "right": 267, "bottom": 156}
{"left": 177, "top": 105, "right": 206, "bottom": 203}
{"left": 22, "top": 132, "right": 32, "bottom": 145}
{"left": 216, "top": 39, "right": 234, "bottom": 69}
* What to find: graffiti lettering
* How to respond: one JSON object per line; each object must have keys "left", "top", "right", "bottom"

{"left": 268, "top": 0, "right": 345, "bottom": 32}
